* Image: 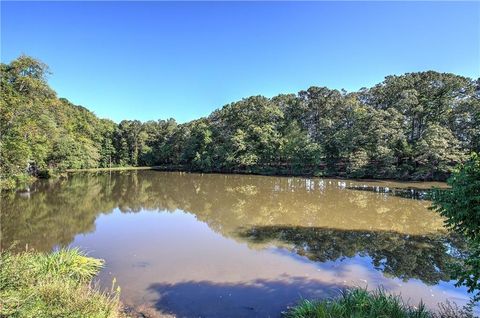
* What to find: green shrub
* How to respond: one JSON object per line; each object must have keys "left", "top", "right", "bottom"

{"left": 0, "top": 248, "right": 122, "bottom": 318}
{"left": 285, "top": 288, "right": 431, "bottom": 318}
{"left": 432, "top": 153, "right": 480, "bottom": 301}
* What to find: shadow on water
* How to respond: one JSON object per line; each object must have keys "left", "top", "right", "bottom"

{"left": 345, "top": 185, "right": 432, "bottom": 200}
{"left": 236, "top": 226, "right": 466, "bottom": 285}
{"left": 146, "top": 276, "right": 340, "bottom": 318}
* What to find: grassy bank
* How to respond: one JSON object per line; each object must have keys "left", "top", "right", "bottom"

{"left": 0, "top": 248, "right": 123, "bottom": 318}
{"left": 286, "top": 288, "right": 475, "bottom": 318}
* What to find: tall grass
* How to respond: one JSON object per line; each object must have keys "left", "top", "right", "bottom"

{"left": 285, "top": 288, "right": 475, "bottom": 318}
{"left": 0, "top": 248, "right": 123, "bottom": 318}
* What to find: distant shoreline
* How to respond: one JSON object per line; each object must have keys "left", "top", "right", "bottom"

{"left": 65, "top": 166, "right": 159, "bottom": 172}
{"left": 66, "top": 165, "right": 448, "bottom": 189}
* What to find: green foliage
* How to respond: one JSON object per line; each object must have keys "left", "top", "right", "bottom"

{"left": 280, "top": 120, "right": 322, "bottom": 173}
{"left": 432, "top": 153, "right": 480, "bottom": 301}
{"left": 2, "top": 55, "right": 479, "bottom": 189}
{"left": 0, "top": 249, "right": 122, "bottom": 318}
{"left": 413, "top": 124, "right": 464, "bottom": 180}
{"left": 285, "top": 288, "right": 475, "bottom": 318}
{"left": 1, "top": 57, "right": 117, "bottom": 189}
{"left": 181, "top": 119, "right": 214, "bottom": 170}
{"left": 285, "top": 288, "right": 431, "bottom": 318}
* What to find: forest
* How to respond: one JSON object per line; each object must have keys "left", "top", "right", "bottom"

{"left": 1, "top": 55, "right": 479, "bottom": 189}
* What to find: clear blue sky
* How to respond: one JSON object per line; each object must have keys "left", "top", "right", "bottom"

{"left": 1, "top": 1, "right": 479, "bottom": 123}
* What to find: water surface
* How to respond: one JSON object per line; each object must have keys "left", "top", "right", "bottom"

{"left": 1, "top": 171, "right": 471, "bottom": 317}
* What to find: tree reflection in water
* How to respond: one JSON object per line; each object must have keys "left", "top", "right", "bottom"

{"left": 236, "top": 226, "right": 465, "bottom": 285}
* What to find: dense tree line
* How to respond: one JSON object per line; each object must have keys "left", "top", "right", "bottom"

{"left": 1, "top": 56, "right": 479, "bottom": 188}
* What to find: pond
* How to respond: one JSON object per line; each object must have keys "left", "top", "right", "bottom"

{"left": 1, "top": 171, "right": 472, "bottom": 317}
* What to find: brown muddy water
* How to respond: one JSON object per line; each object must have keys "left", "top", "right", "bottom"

{"left": 1, "top": 171, "right": 474, "bottom": 317}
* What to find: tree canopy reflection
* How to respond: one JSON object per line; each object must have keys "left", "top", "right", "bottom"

{"left": 236, "top": 225, "right": 465, "bottom": 285}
